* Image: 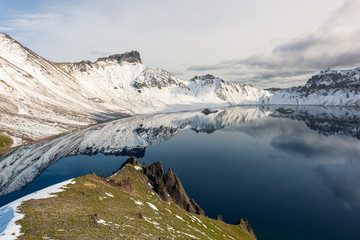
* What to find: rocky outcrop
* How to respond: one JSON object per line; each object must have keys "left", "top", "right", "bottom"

{"left": 191, "top": 74, "right": 216, "bottom": 81}
{"left": 131, "top": 66, "right": 189, "bottom": 90}
{"left": 202, "top": 108, "right": 218, "bottom": 115}
{"left": 96, "top": 51, "right": 142, "bottom": 64}
{"left": 164, "top": 168, "right": 205, "bottom": 216}
{"left": 117, "top": 156, "right": 205, "bottom": 216}
{"left": 141, "top": 161, "right": 205, "bottom": 216}
{"left": 108, "top": 177, "right": 133, "bottom": 193}
{"left": 119, "top": 156, "right": 139, "bottom": 170}
{"left": 275, "top": 107, "right": 294, "bottom": 114}
{"left": 299, "top": 68, "right": 360, "bottom": 96}
{"left": 143, "top": 162, "right": 170, "bottom": 202}
{"left": 235, "top": 218, "right": 257, "bottom": 239}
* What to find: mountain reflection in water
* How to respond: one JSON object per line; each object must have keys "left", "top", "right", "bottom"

{"left": 0, "top": 105, "right": 360, "bottom": 240}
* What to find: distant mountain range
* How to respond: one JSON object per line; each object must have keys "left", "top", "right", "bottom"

{"left": 1, "top": 33, "right": 359, "bottom": 144}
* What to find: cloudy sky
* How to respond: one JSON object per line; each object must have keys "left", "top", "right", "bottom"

{"left": 0, "top": 0, "right": 359, "bottom": 88}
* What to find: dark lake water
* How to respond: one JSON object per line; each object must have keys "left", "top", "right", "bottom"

{"left": 1, "top": 106, "right": 360, "bottom": 240}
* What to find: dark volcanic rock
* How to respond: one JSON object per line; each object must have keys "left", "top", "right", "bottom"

{"left": 143, "top": 162, "right": 170, "bottom": 202}
{"left": 117, "top": 177, "right": 133, "bottom": 193}
{"left": 202, "top": 108, "right": 218, "bottom": 115}
{"left": 275, "top": 107, "right": 294, "bottom": 114}
{"left": 97, "top": 51, "right": 142, "bottom": 64}
{"left": 119, "top": 157, "right": 205, "bottom": 215}
{"left": 165, "top": 168, "right": 205, "bottom": 216}
{"left": 119, "top": 156, "right": 139, "bottom": 170}
{"left": 191, "top": 74, "right": 216, "bottom": 81}
{"left": 143, "top": 162, "right": 205, "bottom": 216}
{"left": 235, "top": 218, "right": 257, "bottom": 239}
{"left": 107, "top": 177, "right": 133, "bottom": 193}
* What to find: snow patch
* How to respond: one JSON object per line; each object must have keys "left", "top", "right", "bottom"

{"left": 130, "top": 198, "right": 143, "bottom": 206}
{"left": 176, "top": 230, "right": 199, "bottom": 239}
{"left": 97, "top": 219, "right": 109, "bottom": 226}
{"left": 175, "top": 215, "right": 185, "bottom": 221}
{"left": 0, "top": 179, "right": 75, "bottom": 239}
{"left": 146, "top": 202, "right": 159, "bottom": 211}
{"left": 143, "top": 216, "right": 160, "bottom": 226}
{"left": 134, "top": 166, "right": 143, "bottom": 171}
{"left": 104, "top": 192, "right": 114, "bottom": 198}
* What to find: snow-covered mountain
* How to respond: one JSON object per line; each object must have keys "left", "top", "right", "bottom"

{"left": 0, "top": 33, "right": 267, "bottom": 144}
{"left": 1, "top": 33, "right": 359, "bottom": 144}
{"left": 267, "top": 68, "right": 360, "bottom": 106}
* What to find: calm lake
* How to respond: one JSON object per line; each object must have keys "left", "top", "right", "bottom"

{"left": 1, "top": 106, "right": 360, "bottom": 240}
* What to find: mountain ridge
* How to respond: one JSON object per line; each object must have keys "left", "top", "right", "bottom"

{"left": 0, "top": 33, "right": 359, "bottom": 146}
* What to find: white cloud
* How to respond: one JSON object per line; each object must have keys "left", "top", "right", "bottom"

{"left": 187, "top": 0, "right": 360, "bottom": 88}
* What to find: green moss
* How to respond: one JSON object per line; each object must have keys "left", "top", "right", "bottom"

{"left": 0, "top": 132, "right": 12, "bottom": 153}
{"left": 15, "top": 163, "right": 256, "bottom": 239}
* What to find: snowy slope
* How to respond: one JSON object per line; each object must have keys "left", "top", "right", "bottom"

{"left": 0, "top": 179, "right": 75, "bottom": 240}
{"left": 0, "top": 33, "right": 266, "bottom": 143}
{"left": 1, "top": 33, "right": 359, "bottom": 144}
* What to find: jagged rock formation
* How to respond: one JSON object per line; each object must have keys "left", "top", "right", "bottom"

{"left": 118, "top": 156, "right": 205, "bottom": 216}
{"left": 300, "top": 68, "right": 360, "bottom": 96}
{"left": 142, "top": 161, "right": 205, "bottom": 216}
{"left": 235, "top": 218, "right": 257, "bottom": 239}
{"left": 97, "top": 51, "right": 142, "bottom": 64}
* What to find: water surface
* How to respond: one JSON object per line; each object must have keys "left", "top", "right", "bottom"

{"left": 1, "top": 106, "right": 360, "bottom": 240}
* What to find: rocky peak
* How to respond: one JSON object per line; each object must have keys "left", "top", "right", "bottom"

{"left": 191, "top": 74, "right": 216, "bottom": 81}
{"left": 0, "top": 33, "right": 12, "bottom": 40}
{"left": 119, "top": 156, "right": 139, "bottom": 169}
{"left": 235, "top": 218, "right": 257, "bottom": 239}
{"left": 143, "top": 161, "right": 205, "bottom": 216}
{"left": 0, "top": 33, "right": 28, "bottom": 53}
{"left": 295, "top": 67, "right": 360, "bottom": 96}
{"left": 96, "top": 51, "right": 142, "bottom": 64}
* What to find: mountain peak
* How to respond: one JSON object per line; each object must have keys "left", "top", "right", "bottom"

{"left": 96, "top": 51, "right": 142, "bottom": 64}
{"left": 0, "top": 33, "right": 19, "bottom": 45}
{"left": 191, "top": 74, "right": 216, "bottom": 81}
{"left": 0, "top": 32, "right": 10, "bottom": 39}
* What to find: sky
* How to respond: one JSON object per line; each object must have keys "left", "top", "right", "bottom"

{"left": 0, "top": 0, "right": 359, "bottom": 88}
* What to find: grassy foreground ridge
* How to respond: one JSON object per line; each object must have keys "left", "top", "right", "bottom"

{"left": 14, "top": 158, "right": 256, "bottom": 239}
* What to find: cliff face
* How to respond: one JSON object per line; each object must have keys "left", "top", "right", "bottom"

{"left": 142, "top": 161, "right": 205, "bottom": 216}
{"left": 120, "top": 157, "right": 205, "bottom": 216}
